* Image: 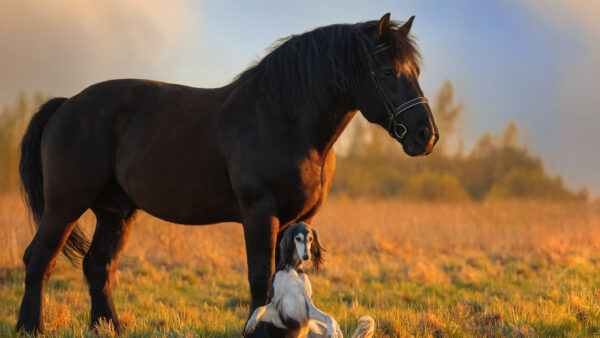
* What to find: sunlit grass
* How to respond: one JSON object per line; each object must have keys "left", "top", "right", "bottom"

{"left": 1, "top": 194, "right": 600, "bottom": 336}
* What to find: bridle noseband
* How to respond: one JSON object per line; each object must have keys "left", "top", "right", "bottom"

{"left": 368, "top": 44, "right": 429, "bottom": 140}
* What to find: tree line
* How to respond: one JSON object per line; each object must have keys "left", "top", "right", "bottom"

{"left": 331, "top": 80, "right": 588, "bottom": 201}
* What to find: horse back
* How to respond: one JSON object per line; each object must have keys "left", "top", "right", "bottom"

{"left": 42, "top": 79, "right": 241, "bottom": 224}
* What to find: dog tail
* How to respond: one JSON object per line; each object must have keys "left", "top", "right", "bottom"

{"left": 308, "top": 315, "right": 374, "bottom": 338}
{"left": 350, "top": 316, "right": 375, "bottom": 338}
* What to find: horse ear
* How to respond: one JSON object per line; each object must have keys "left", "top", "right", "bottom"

{"left": 310, "top": 228, "right": 325, "bottom": 272}
{"left": 378, "top": 13, "right": 391, "bottom": 39}
{"left": 401, "top": 15, "right": 415, "bottom": 34}
{"left": 278, "top": 228, "right": 294, "bottom": 270}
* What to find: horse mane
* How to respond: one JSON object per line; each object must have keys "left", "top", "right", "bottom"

{"left": 229, "top": 19, "right": 421, "bottom": 114}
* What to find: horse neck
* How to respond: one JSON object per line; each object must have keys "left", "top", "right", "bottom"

{"left": 300, "top": 75, "right": 364, "bottom": 155}
{"left": 222, "top": 78, "right": 359, "bottom": 157}
{"left": 306, "top": 107, "right": 358, "bottom": 157}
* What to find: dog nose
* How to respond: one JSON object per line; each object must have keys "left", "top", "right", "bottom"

{"left": 302, "top": 254, "right": 309, "bottom": 260}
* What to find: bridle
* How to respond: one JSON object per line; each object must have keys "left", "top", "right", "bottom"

{"left": 368, "top": 44, "right": 429, "bottom": 140}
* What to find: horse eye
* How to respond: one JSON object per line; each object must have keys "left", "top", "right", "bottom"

{"left": 295, "top": 237, "right": 301, "bottom": 242}
{"left": 381, "top": 69, "right": 395, "bottom": 78}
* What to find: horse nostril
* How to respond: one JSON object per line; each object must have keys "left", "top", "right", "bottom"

{"left": 302, "top": 254, "right": 309, "bottom": 260}
{"left": 417, "top": 127, "right": 432, "bottom": 145}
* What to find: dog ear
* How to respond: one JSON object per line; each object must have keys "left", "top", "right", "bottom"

{"left": 310, "top": 228, "right": 326, "bottom": 272}
{"left": 277, "top": 228, "right": 294, "bottom": 270}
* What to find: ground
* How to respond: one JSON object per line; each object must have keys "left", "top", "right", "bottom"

{"left": 1, "top": 196, "right": 599, "bottom": 337}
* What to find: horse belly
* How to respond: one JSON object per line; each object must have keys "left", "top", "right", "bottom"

{"left": 123, "top": 169, "right": 242, "bottom": 225}
{"left": 114, "top": 109, "right": 241, "bottom": 224}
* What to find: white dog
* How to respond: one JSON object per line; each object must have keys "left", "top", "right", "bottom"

{"left": 243, "top": 222, "right": 374, "bottom": 338}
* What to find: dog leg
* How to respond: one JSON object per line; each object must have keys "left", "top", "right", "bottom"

{"left": 244, "top": 303, "right": 286, "bottom": 336}
{"left": 306, "top": 301, "right": 342, "bottom": 338}
{"left": 244, "top": 305, "right": 266, "bottom": 335}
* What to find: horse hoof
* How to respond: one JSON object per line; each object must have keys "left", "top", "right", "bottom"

{"left": 16, "top": 320, "right": 43, "bottom": 335}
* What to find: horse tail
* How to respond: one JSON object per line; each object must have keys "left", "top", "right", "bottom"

{"left": 20, "top": 97, "right": 90, "bottom": 265}
{"left": 20, "top": 98, "right": 66, "bottom": 224}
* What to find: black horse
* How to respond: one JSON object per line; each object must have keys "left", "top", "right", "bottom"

{"left": 16, "top": 13, "right": 438, "bottom": 334}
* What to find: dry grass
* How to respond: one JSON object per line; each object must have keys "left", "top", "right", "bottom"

{"left": 3, "top": 193, "right": 599, "bottom": 270}
{"left": 1, "top": 192, "right": 600, "bottom": 336}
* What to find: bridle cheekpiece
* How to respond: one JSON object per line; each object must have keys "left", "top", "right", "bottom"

{"left": 368, "top": 44, "right": 429, "bottom": 140}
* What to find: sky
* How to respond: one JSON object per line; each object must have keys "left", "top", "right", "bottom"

{"left": 0, "top": 0, "right": 598, "bottom": 195}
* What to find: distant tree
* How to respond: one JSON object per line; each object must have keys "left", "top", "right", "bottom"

{"left": 331, "top": 80, "right": 587, "bottom": 201}
{"left": 488, "top": 169, "right": 586, "bottom": 201}
{"left": 433, "top": 79, "right": 464, "bottom": 155}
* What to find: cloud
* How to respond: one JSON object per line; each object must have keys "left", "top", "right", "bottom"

{"left": 520, "top": 2, "right": 600, "bottom": 34}
{"left": 0, "top": 0, "right": 193, "bottom": 105}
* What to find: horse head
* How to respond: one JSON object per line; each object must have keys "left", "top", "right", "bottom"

{"left": 356, "top": 13, "right": 439, "bottom": 156}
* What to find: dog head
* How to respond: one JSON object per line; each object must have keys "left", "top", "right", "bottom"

{"left": 279, "top": 222, "right": 325, "bottom": 271}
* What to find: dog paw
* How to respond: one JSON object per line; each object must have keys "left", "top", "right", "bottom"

{"left": 327, "top": 318, "right": 342, "bottom": 338}
{"left": 333, "top": 320, "right": 343, "bottom": 338}
{"left": 243, "top": 320, "right": 258, "bottom": 336}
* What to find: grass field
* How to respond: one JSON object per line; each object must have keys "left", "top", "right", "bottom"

{"left": 1, "top": 193, "right": 600, "bottom": 337}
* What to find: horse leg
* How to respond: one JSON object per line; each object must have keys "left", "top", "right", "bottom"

{"left": 241, "top": 198, "right": 279, "bottom": 337}
{"left": 83, "top": 207, "right": 135, "bottom": 332}
{"left": 16, "top": 208, "right": 82, "bottom": 333}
